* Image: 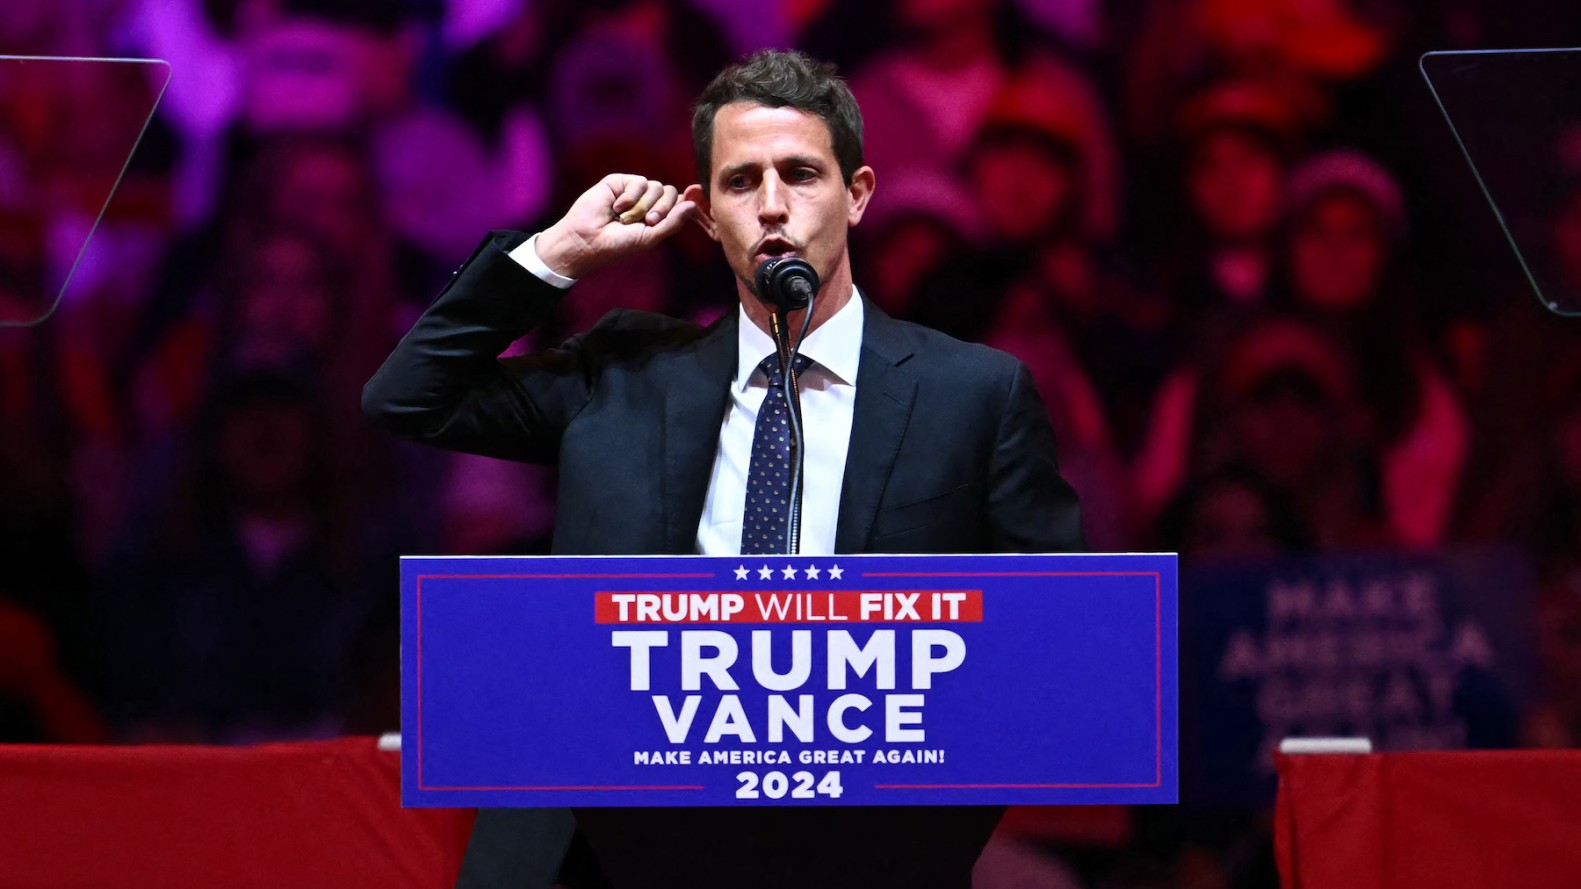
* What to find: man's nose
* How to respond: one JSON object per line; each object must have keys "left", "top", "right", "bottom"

{"left": 758, "top": 172, "right": 789, "bottom": 225}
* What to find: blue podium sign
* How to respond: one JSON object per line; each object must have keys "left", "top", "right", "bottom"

{"left": 402, "top": 553, "right": 1177, "bottom": 808}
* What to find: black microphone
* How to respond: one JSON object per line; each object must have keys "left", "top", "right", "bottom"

{"left": 754, "top": 257, "right": 818, "bottom": 311}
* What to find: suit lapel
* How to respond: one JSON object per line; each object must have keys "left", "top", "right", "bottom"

{"left": 662, "top": 310, "right": 737, "bottom": 553}
{"left": 836, "top": 302, "right": 917, "bottom": 553}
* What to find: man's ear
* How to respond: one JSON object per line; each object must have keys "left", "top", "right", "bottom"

{"left": 846, "top": 166, "right": 876, "bottom": 227}
{"left": 682, "top": 183, "right": 717, "bottom": 240}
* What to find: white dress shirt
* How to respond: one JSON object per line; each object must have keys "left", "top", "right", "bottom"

{"left": 694, "top": 297, "right": 861, "bottom": 556}
{"left": 509, "top": 233, "right": 862, "bottom": 556}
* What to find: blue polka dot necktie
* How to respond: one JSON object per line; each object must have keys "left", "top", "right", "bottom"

{"left": 740, "top": 353, "right": 812, "bottom": 555}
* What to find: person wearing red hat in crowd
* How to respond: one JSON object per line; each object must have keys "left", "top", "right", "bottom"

{"left": 849, "top": 169, "right": 986, "bottom": 320}
{"left": 843, "top": 0, "right": 1120, "bottom": 239}
{"left": 907, "top": 72, "right": 1119, "bottom": 341}
{"left": 1148, "top": 82, "right": 1302, "bottom": 357}
{"left": 901, "top": 73, "right": 1148, "bottom": 548}
{"left": 1124, "top": 0, "right": 1387, "bottom": 146}
{"left": 1276, "top": 148, "right": 1470, "bottom": 548}
{"left": 1139, "top": 146, "right": 1472, "bottom": 549}
{"left": 1134, "top": 316, "right": 1395, "bottom": 549}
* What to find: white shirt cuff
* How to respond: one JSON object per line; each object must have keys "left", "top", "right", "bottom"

{"left": 508, "top": 232, "right": 577, "bottom": 289}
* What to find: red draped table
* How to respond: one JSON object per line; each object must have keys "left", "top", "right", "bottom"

{"left": 0, "top": 737, "right": 474, "bottom": 889}
{"left": 1275, "top": 750, "right": 1581, "bottom": 888}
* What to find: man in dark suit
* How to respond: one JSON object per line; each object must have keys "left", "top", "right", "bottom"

{"left": 365, "top": 49, "right": 1082, "bottom": 889}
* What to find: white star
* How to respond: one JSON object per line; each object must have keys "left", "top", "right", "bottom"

{"left": 758, "top": 565, "right": 774, "bottom": 580}
{"left": 734, "top": 565, "right": 749, "bottom": 581}
{"left": 828, "top": 565, "right": 844, "bottom": 580}
{"left": 804, "top": 565, "right": 821, "bottom": 580}
{"left": 782, "top": 565, "right": 798, "bottom": 580}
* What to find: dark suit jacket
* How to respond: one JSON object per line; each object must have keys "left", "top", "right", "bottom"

{"left": 362, "top": 230, "right": 1085, "bottom": 889}
{"left": 363, "top": 230, "right": 1083, "bottom": 557}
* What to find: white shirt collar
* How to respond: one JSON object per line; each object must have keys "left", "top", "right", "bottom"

{"left": 735, "top": 287, "right": 864, "bottom": 392}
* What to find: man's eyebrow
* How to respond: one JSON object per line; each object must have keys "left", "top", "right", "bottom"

{"left": 717, "top": 156, "right": 828, "bottom": 180}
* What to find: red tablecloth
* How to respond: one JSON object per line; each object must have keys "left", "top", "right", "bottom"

{"left": 0, "top": 737, "right": 474, "bottom": 889}
{"left": 1275, "top": 750, "right": 1581, "bottom": 889}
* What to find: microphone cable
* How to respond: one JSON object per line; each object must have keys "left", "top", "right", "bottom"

{"left": 782, "top": 297, "right": 814, "bottom": 555}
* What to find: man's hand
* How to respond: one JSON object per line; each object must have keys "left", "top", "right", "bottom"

{"left": 537, "top": 174, "right": 697, "bottom": 280}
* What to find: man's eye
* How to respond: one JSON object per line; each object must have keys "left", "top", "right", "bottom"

{"left": 791, "top": 168, "right": 816, "bottom": 181}
{"left": 727, "top": 175, "right": 750, "bottom": 189}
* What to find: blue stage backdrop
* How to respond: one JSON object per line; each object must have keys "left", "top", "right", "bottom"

{"left": 401, "top": 553, "right": 1178, "bottom": 808}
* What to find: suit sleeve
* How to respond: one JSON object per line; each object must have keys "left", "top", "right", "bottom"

{"left": 361, "top": 230, "right": 595, "bottom": 464}
{"left": 986, "top": 360, "right": 1087, "bottom": 553}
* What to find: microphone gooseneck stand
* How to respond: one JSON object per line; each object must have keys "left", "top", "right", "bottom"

{"left": 754, "top": 256, "right": 819, "bottom": 556}
{"left": 768, "top": 301, "right": 814, "bottom": 555}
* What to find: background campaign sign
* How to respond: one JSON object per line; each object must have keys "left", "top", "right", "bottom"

{"left": 1179, "top": 547, "right": 1534, "bottom": 811}
{"left": 402, "top": 553, "right": 1178, "bottom": 808}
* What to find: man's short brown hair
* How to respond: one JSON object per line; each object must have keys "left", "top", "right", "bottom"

{"left": 691, "top": 49, "right": 864, "bottom": 193}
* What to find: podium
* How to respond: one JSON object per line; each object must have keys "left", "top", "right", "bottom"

{"left": 1276, "top": 749, "right": 1581, "bottom": 888}
{"left": 402, "top": 553, "right": 1177, "bottom": 887}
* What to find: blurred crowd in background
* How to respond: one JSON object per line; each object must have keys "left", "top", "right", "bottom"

{"left": 5, "top": 0, "right": 1581, "bottom": 885}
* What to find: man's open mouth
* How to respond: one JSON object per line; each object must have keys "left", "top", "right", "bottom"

{"left": 753, "top": 237, "right": 799, "bottom": 265}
